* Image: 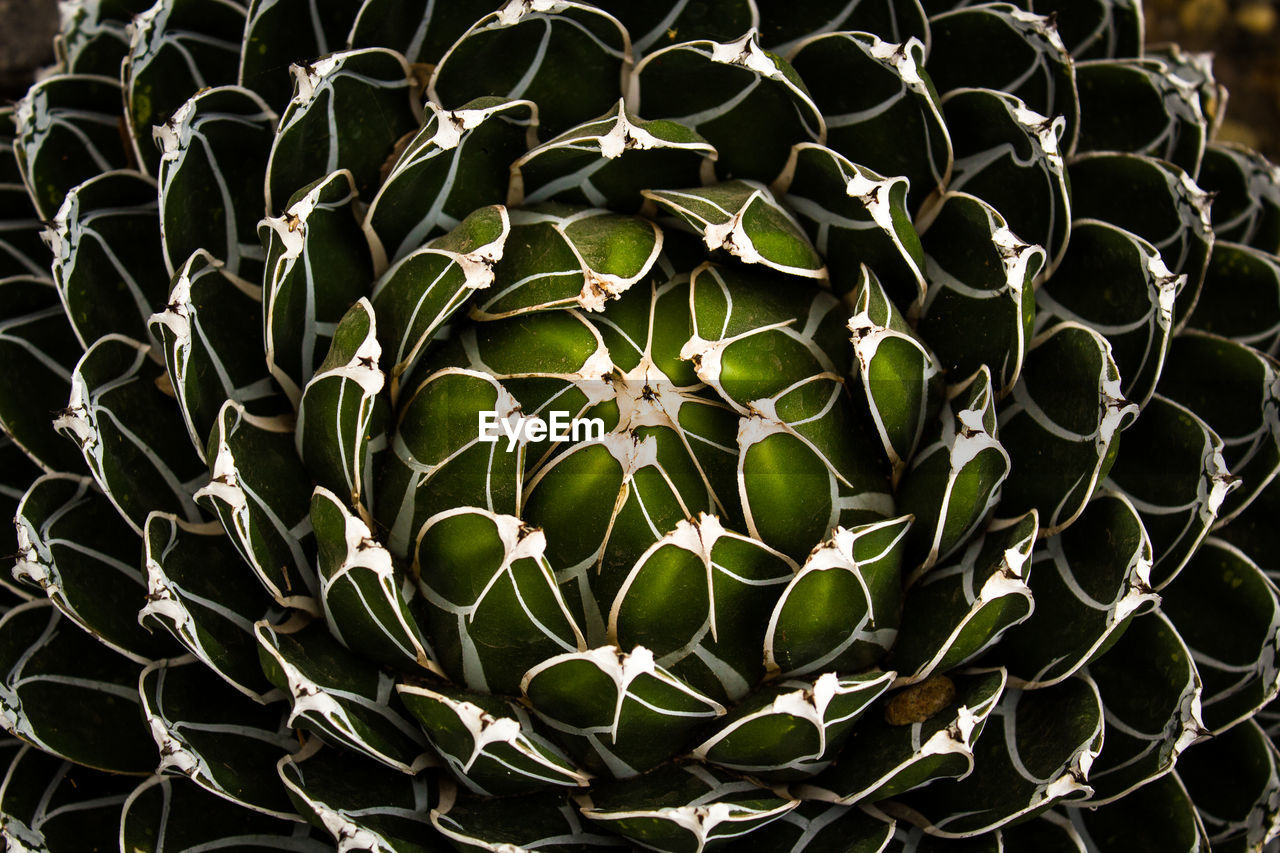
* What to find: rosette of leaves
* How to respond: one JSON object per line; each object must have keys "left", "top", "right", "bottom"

{"left": 2, "top": 0, "right": 1280, "bottom": 850}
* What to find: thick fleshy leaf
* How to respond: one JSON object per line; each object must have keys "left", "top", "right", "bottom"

{"left": 12, "top": 74, "right": 128, "bottom": 220}
{"left": 1035, "top": 219, "right": 1182, "bottom": 408}
{"left": 279, "top": 740, "right": 449, "bottom": 852}
{"left": 646, "top": 181, "right": 824, "bottom": 280}
{"left": 0, "top": 277, "right": 81, "bottom": 472}
{"left": 54, "top": 334, "right": 207, "bottom": 534}
{"left": 521, "top": 645, "right": 726, "bottom": 778}
{"left": 511, "top": 100, "right": 717, "bottom": 212}
{"left": 0, "top": 186, "right": 48, "bottom": 280}
{"left": 256, "top": 618, "right": 433, "bottom": 774}
{"left": 941, "top": 87, "right": 1070, "bottom": 273}
{"left": 757, "top": 0, "right": 927, "bottom": 54}
{"left": 882, "top": 676, "right": 1103, "bottom": 837}
{"left": 431, "top": 789, "right": 624, "bottom": 851}
{"left": 1178, "top": 718, "right": 1280, "bottom": 849}
{"left": 0, "top": 600, "right": 155, "bottom": 773}
{"left": 297, "top": 299, "right": 388, "bottom": 514}
{"left": 155, "top": 86, "right": 277, "bottom": 281}
{"left": 150, "top": 249, "right": 287, "bottom": 462}
{"left": 916, "top": 192, "right": 1043, "bottom": 396}
{"left": 846, "top": 266, "right": 939, "bottom": 483}
{"left": 1067, "top": 152, "right": 1213, "bottom": 331}
{"left": 1186, "top": 241, "right": 1280, "bottom": 358}
{"left": 1197, "top": 141, "right": 1280, "bottom": 253}
{"left": 577, "top": 762, "right": 799, "bottom": 850}
{"left": 994, "top": 323, "right": 1138, "bottom": 535}
{"left": 397, "top": 682, "right": 589, "bottom": 796}
{"left": 0, "top": 744, "right": 138, "bottom": 851}
{"left": 610, "top": 513, "right": 796, "bottom": 703}
{"left": 1083, "top": 610, "right": 1207, "bottom": 805}
{"left": 1067, "top": 772, "right": 1211, "bottom": 852}
{"left": 122, "top": 0, "right": 246, "bottom": 173}
{"left": 260, "top": 169, "right": 374, "bottom": 404}
{"left": 799, "top": 669, "right": 1007, "bottom": 805}
{"left": 348, "top": 0, "right": 498, "bottom": 65}
{"left": 265, "top": 48, "right": 421, "bottom": 212}
{"left": 1025, "top": 0, "right": 1142, "bottom": 59}
{"left": 739, "top": 800, "right": 897, "bottom": 853}
{"left": 1157, "top": 331, "right": 1280, "bottom": 525}
{"left": 764, "top": 517, "right": 912, "bottom": 678}
{"left": 692, "top": 670, "right": 895, "bottom": 780}
{"left": 238, "top": 0, "right": 363, "bottom": 111}
{"left": 14, "top": 473, "right": 168, "bottom": 661}
{"left": 195, "top": 400, "right": 319, "bottom": 610}
{"left": 1075, "top": 57, "right": 1207, "bottom": 176}
{"left": 141, "top": 657, "right": 301, "bottom": 819}
{"left": 775, "top": 144, "right": 926, "bottom": 302}
{"left": 372, "top": 205, "right": 510, "bottom": 399}
{"left": 1159, "top": 538, "right": 1280, "bottom": 734}
{"left": 141, "top": 512, "right": 282, "bottom": 702}
{"left": 47, "top": 169, "right": 168, "bottom": 347}
{"left": 631, "top": 30, "right": 825, "bottom": 181}
{"left": 788, "top": 33, "right": 949, "bottom": 214}
{"left": 121, "top": 775, "right": 332, "bottom": 852}
{"left": 432, "top": 0, "right": 630, "bottom": 141}
{"left": 926, "top": 4, "right": 1078, "bottom": 153}
{"left": 1103, "top": 394, "right": 1234, "bottom": 588}
{"left": 363, "top": 99, "right": 532, "bottom": 273}
{"left": 54, "top": 0, "right": 148, "bottom": 75}
{"left": 594, "top": 0, "right": 759, "bottom": 55}
{"left": 311, "top": 487, "right": 437, "bottom": 674}
{"left": 415, "top": 508, "right": 585, "bottom": 695}
{"left": 473, "top": 205, "right": 663, "bottom": 318}
{"left": 891, "top": 512, "right": 1037, "bottom": 684}
{"left": 1000, "top": 492, "right": 1158, "bottom": 688}
{"left": 898, "top": 366, "right": 1010, "bottom": 575}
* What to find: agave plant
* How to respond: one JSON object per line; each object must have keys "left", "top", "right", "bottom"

{"left": 2, "top": 0, "right": 1280, "bottom": 849}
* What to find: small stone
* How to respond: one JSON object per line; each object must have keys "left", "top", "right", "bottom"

{"left": 884, "top": 675, "right": 957, "bottom": 726}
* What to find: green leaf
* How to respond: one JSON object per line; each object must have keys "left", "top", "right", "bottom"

{"left": 578, "top": 763, "right": 799, "bottom": 850}
{"left": 397, "top": 682, "right": 590, "bottom": 796}
{"left": 140, "top": 657, "right": 302, "bottom": 819}
{"left": 265, "top": 48, "right": 421, "bottom": 212}
{"left": 610, "top": 513, "right": 796, "bottom": 703}
{"left": 1185, "top": 241, "right": 1280, "bottom": 358}
{"left": 1083, "top": 610, "right": 1207, "bottom": 805}
{"left": 1000, "top": 492, "right": 1158, "bottom": 688}
{"left": 891, "top": 512, "right": 1037, "bottom": 684}
{"left": 632, "top": 30, "right": 824, "bottom": 181}
{"left": 54, "top": 0, "right": 145, "bottom": 75}
{"left": 757, "top": 0, "right": 928, "bottom": 55}
{"left": 150, "top": 249, "right": 288, "bottom": 463}
{"left": 0, "top": 744, "right": 138, "bottom": 851}
{"left": 431, "top": 1, "right": 630, "bottom": 141}
{"left": 280, "top": 740, "right": 450, "bottom": 852}
{"left": 364, "top": 99, "right": 532, "bottom": 273}
{"left": 916, "top": 192, "right": 1043, "bottom": 396}
{"left": 596, "top": 0, "right": 759, "bottom": 55}
{"left": 511, "top": 100, "right": 717, "bottom": 212}
{"left": 692, "top": 670, "right": 895, "bottom": 781}
{"left": 142, "top": 512, "right": 282, "bottom": 702}
{"left": 431, "top": 789, "right": 624, "bottom": 851}
{"left": 416, "top": 508, "right": 585, "bottom": 695}
{"left": 14, "top": 473, "right": 170, "bottom": 661}
{"left": 260, "top": 169, "right": 375, "bottom": 405}
{"left": 788, "top": 32, "right": 949, "bottom": 214}
{"left": 1197, "top": 141, "right": 1280, "bottom": 253}
{"left": 349, "top": 0, "right": 498, "bottom": 65}
{"left": 764, "top": 517, "right": 911, "bottom": 678}
{"left": 155, "top": 86, "right": 277, "bottom": 282}
{"left": 55, "top": 334, "right": 207, "bottom": 534}
{"left": 737, "top": 799, "right": 897, "bottom": 853}
{"left": 196, "top": 400, "right": 319, "bottom": 610}
{"left": 775, "top": 143, "right": 926, "bottom": 303}
{"left": 522, "top": 645, "right": 725, "bottom": 778}
{"left": 238, "top": 0, "right": 364, "bottom": 111}
{"left": 311, "top": 487, "right": 438, "bottom": 675}
{"left": 1177, "top": 718, "right": 1280, "bottom": 849}
{"left": 799, "top": 669, "right": 1007, "bottom": 805}
{"left": 1159, "top": 538, "right": 1280, "bottom": 734}
{"left": 47, "top": 169, "right": 169, "bottom": 347}
{"left": 1067, "top": 772, "right": 1211, "bottom": 852}
{"left": 0, "top": 600, "right": 155, "bottom": 773}
{"left": 256, "top": 618, "right": 433, "bottom": 774}
{"left": 993, "top": 323, "right": 1138, "bottom": 535}
{"left": 883, "top": 677, "right": 1102, "bottom": 837}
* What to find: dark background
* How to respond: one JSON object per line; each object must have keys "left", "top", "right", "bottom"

{"left": 0, "top": 1, "right": 1277, "bottom": 158}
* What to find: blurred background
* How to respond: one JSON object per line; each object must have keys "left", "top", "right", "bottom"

{"left": 0, "top": 0, "right": 1277, "bottom": 158}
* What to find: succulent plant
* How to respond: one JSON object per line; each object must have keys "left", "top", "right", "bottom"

{"left": 3, "top": 0, "right": 1280, "bottom": 849}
